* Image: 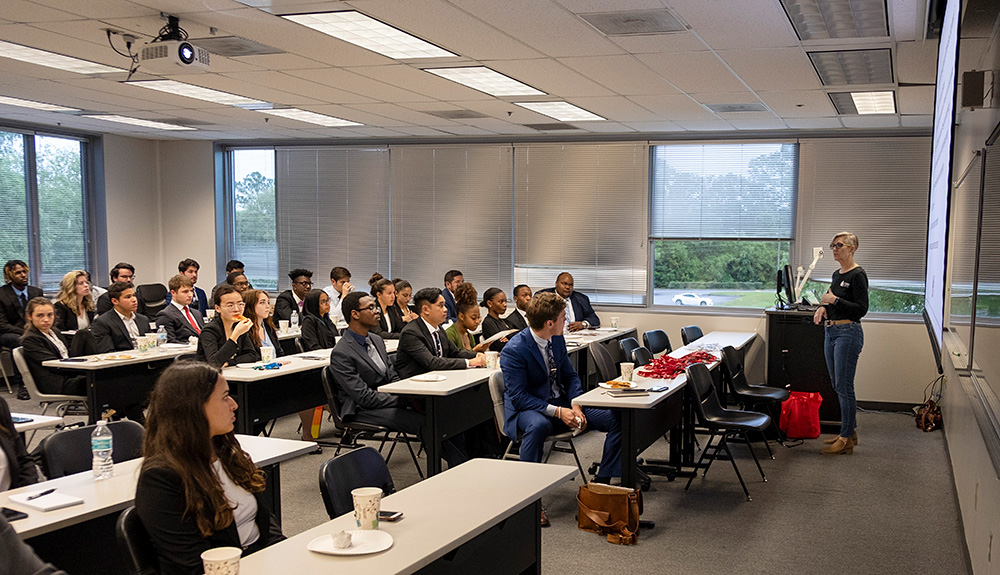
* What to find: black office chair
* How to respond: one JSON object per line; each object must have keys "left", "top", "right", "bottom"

{"left": 684, "top": 363, "right": 769, "bottom": 501}
{"left": 320, "top": 367, "right": 423, "bottom": 477}
{"left": 589, "top": 342, "right": 619, "bottom": 382}
{"left": 642, "top": 330, "right": 672, "bottom": 356}
{"left": 172, "top": 352, "right": 198, "bottom": 363}
{"left": 136, "top": 284, "right": 169, "bottom": 318}
{"left": 294, "top": 337, "right": 306, "bottom": 354}
{"left": 116, "top": 506, "right": 159, "bottom": 575}
{"left": 720, "top": 345, "right": 790, "bottom": 452}
{"left": 631, "top": 346, "right": 653, "bottom": 367}
{"left": 318, "top": 446, "right": 396, "bottom": 519}
{"left": 38, "top": 420, "right": 145, "bottom": 478}
{"left": 680, "top": 325, "right": 704, "bottom": 346}
{"left": 70, "top": 327, "right": 97, "bottom": 357}
{"left": 619, "top": 337, "right": 640, "bottom": 363}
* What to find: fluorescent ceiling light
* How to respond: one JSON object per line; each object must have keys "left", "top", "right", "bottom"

{"left": 0, "top": 40, "right": 122, "bottom": 74}
{"left": 425, "top": 67, "right": 545, "bottom": 96}
{"left": 281, "top": 11, "right": 456, "bottom": 59}
{"left": 83, "top": 114, "right": 196, "bottom": 130}
{"left": 780, "top": 0, "right": 888, "bottom": 40}
{"left": 257, "top": 108, "right": 362, "bottom": 127}
{"left": 0, "top": 95, "right": 79, "bottom": 112}
{"left": 809, "top": 49, "right": 893, "bottom": 86}
{"left": 513, "top": 101, "right": 605, "bottom": 122}
{"left": 851, "top": 91, "right": 895, "bottom": 114}
{"left": 127, "top": 80, "right": 271, "bottom": 109}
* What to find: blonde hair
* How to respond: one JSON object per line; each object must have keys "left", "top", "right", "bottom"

{"left": 56, "top": 270, "right": 95, "bottom": 312}
{"left": 833, "top": 232, "right": 858, "bottom": 249}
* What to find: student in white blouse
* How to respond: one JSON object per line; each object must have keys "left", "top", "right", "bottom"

{"left": 135, "top": 362, "right": 284, "bottom": 575}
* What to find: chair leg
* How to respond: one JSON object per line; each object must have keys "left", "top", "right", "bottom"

{"left": 0, "top": 353, "right": 11, "bottom": 394}
{"left": 740, "top": 431, "right": 767, "bottom": 482}
{"left": 685, "top": 431, "right": 715, "bottom": 492}
{"left": 700, "top": 432, "right": 718, "bottom": 478}
{"left": 761, "top": 432, "right": 775, "bottom": 459}
{"left": 383, "top": 433, "right": 397, "bottom": 463}
{"left": 565, "top": 440, "right": 588, "bottom": 485}
{"left": 502, "top": 439, "right": 518, "bottom": 461}
{"left": 720, "top": 434, "right": 752, "bottom": 501}
{"left": 401, "top": 434, "right": 424, "bottom": 479}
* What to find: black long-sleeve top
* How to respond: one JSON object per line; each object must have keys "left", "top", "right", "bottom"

{"left": 825, "top": 266, "right": 869, "bottom": 322}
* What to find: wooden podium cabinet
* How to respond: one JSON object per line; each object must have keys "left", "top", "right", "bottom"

{"left": 765, "top": 309, "right": 841, "bottom": 429}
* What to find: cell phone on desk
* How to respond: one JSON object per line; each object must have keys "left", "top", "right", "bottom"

{"left": 379, "top": 510, "right": 403, "bottom": 521}
{"left": 11, "top": 416, "right": 33, "bottom": 424}
{"left": 60, "top": 358, "right": 87, "bottom": 362}
{"left": 607, "top": 389, "right": 648, "bottom": 397}
{"left": 648, "top": 385, "right": 669, "bottom": 392}
{"left": 2, "top": 507, "right": 28, "bottom": 521}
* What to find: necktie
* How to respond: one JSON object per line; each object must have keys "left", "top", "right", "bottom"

{"left": 366, "top": 338, "right": 387, "bottom": 374}
{"left": 432, "top": 330, "right": 443, "bottom": 357}
{"left": 19, "top": 292, "right": 27, "bottom": 308}
{"left": 184, "top": 306, "right": 201, "bottom": 334}
{"left": 546, "top": 342, "right": 560, "bottom": 400}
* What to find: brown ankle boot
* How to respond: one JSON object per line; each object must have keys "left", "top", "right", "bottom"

{"left": 821, "top": 436, "right": 854, "bottom": 455}
{"left": 823, "top": 431, "right": 858, "bottom": 446}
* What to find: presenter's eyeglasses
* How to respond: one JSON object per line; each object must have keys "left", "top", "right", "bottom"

{"left": 829, "top": 242, "right": 847, "bottom": 250}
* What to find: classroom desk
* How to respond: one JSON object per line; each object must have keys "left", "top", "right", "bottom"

{"left": 379, "top": 369, "right": 498, "bottom": 477}
{"left": 12, "top": 412, "right": 63, "bottom": 434}
{"left": 240, "top": 459, "right": 577, "bottom": 575}
{"left": 2, "top": 435, "right": 314, "bottom": 575}
{"left": 564, "top": 327, "right": 639, "bottom": 386}
{"left": 41, "top": 344, "right": 197, "bottom": 422}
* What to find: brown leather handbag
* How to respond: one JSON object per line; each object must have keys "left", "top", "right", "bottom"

{"left": 577, "top": 483, "right": 642, "bottom": 545}
{"left": 915, "top": 376, "right": 945, "bottom": 432}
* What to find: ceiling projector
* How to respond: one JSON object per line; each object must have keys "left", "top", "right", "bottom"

{"left": 139, "top": 40, "right": 210, "bottom": 74}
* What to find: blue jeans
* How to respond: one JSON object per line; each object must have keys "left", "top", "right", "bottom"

{"left": 824, "top": 322, "right": 864, "bottom": 438}
{"left": 513, "top": 407, "right": 622, "bottom": 479}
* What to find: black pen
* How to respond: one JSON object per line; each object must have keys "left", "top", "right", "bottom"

{"left": 27, "top": 489, "right": 55, "bottom": 501}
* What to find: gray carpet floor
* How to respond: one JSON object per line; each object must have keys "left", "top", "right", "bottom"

{"left": 9, "top": 393, "right": 968, "bottom": 575}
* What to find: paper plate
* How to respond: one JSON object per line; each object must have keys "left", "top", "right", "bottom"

{"left": 598, "top": 380, "right": 638, "bottom": 390}
{"left": 411, "top": 373, "right": 446, "bottom": 382}
{"left": 308, "top": 530, "right": 394, "bottom": 556}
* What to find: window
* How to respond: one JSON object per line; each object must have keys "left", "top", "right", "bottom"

{"left": 650, "top": 143, "right": 797, "bottom": 308}
{"left": 0, "top": 129, "right": 90, "bottom": 291}
{"left": 231, "top": 149, "right": 277, "bottom": 290}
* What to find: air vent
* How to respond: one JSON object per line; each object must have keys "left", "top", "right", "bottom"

{"left": 190, "top": 36, "right": 282, "bottom": 57}
{"left": 426, "top": 110, "right": 490, "bottom": 119}
{"left": 809, "top": 49, "right": 893, "bottom": 85}
{"left": 706, "top": 103, "right": 768, "bottom": 113}
{"left": 579, "top": 9, "right": 685, "bottom": 36}
{"left": 523, "top": 123, "right": 580, "bottom": 131}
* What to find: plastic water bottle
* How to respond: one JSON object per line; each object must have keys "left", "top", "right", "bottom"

{"left": 156, "top": 325, "right": 168, "bottom": 347}
{"left": 91, "top": 420, "right": 114, "bottom": 480}
{"left": 290, "top": 311, "right": 299, "bottom": 331}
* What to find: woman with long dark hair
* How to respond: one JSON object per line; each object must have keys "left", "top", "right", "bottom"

{"left": 242, "top": 289, "right": 282, "bottom": 357}
{"left": 392, "top": 278, "right": 418, "bottom": 323}
{"left": 135, "top": 362, "right": 284, "bottom": 575}
{"left": 300, "top": 289, "right": 336, "bottom": 350}
{"left": 369, "top": 273, "right": 404, "bottom": 339}
{"left": 196, "top": 285, "right": 254, "bottom": 368}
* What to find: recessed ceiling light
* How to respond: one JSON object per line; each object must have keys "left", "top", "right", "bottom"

{"left": 513, "top": 101, "right": 606, "bottom": 122}
{"left": 82, "top": 114, "right": 196, "bottom": 130}
{"left": 780, "top": 0, "right": 888, "bottom": 40}
{"left": 809, "top": 49, "right": 893, "bottom": 85}
{"left": 828, "top": 91, "right": 896, "bottom": 114}
{"left": 0, "top": 40, "right": 122, "bottom": 74}
{"left": 0, "top": 95, "right": 79, "bottom": 112}
{"left": 257, "top": 108, "right": 362, "bottom": 127}
{"left": 127, "top": 80, "right": 271, "bottom": 109}
{"left": 425, "top": 67, "right": 545, "bottom": 97}
{"left": 281, "top": 11, "right": 456, "bottom": 59}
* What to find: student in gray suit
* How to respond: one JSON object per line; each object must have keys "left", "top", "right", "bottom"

{"left": 330, "top": 291, "right": 466, "bottom": 467}
{"left": 156, "top": 275, "right": 204, "bottom": 343}
{"left": 91, "top": 282, "right": 151, "bottom": 353}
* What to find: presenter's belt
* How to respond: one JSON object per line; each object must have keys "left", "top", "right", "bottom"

{"left": 824, "top": 319, "right": 856, "bottom": 326}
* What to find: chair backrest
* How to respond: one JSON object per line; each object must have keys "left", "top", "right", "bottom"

{"left": 681, "top": 325, "right": 704, "bottom": 346}
{"left": 172, "top": 352, "right": 198, "bottom": 363}
{"left": 320, "top": 366, "right": 348, "bottom": 431}
{"left": 687, "top": 363, "right": 726, "bottom": 424}
{"left": 115, "top": 506, "right": 159, "bottom": 575}
{"left": 12, "top": 346, "right": 43, "bottom": 399}
{"left": 589, "top": 342, "right": 619, "bottom": 382}
{"left": 137, "top": 284, "right": 168, "bottom": 317}
{"left": 642, "top": 329, "right": 672, "bottom": 355}
{"left": 720, "top": 345, "right": 752, "bottom": 395}
{"left": 487, "top": 371, "right": 510, "bottom": 439}
{"left": 39, "top": 420, "right": 145, "bottom": 478}
{"left": 619, "top": 337, "right": 640, "bottom": 362}
{"left": 70, "top": 328, "right": 98, "bottom": 357}
{"left": 295, "top": 337, "right": 305, "bottom": 354}
{"left": 631, "top": 346, "right": 653, "bottom": 367}
{"left": 318, "top": 446, "right": 396, "bottom": 519}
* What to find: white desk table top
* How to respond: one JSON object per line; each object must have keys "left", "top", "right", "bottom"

{"left": 12, "top": 413, "right": 64, "bottom": 434}
{"left": 41, "top": 344, "right": 196, "bottom": 370}
{"left": 378, "top": 368, "right": 497, "bottom": 397}
{"left": 239, "top": 459, "right": 576, "bottom": 575}
{"left": 2, "top": 434, "right": 315, "bottom": 538}
{"left": 221, "top": 349, "right": 334, "bottom": 382}
{"left": 687, "top": 330, "right": 757, "bottom": 351}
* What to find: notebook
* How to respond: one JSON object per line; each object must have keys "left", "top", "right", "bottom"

{"left": 7, "top": 490, "right": 84, "bottom": 512}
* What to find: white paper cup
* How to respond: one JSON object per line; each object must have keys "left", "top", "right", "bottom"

{"left": 352, "top": 487, "right": 382, "bottom": 530}
{"left": 278, "top": 320, "right": 289, "bottom": 334}
{"left": 610, "top": 316, "right": 619, "bottom": 329}
{"left": 260, "top": 346, "right": 275, "bottom": 363}
{"left": 201, "top": 547, "right": 242, "bottom": 575}
{"left": 620, "top": 362, "right": 634, "bottom": 382}
{"left": 206, "top": 309, "right": 216, "bottom": 319}
{"left": 485, "top": 351, "right": 500, "bottom": 369}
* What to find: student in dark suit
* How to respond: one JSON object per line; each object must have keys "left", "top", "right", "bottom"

{"left": 536, "top": 272, "right": 599, "bottom": 331}
{"left": 441, "top": 269, "right": 463, "bottom": 323}
{"left": 274, "top": 268, "right": 312, "bottom": 322}
{"left": 393, "top": 278, "right": 419, "bottom": 324}
{"left": 0, "top": 395, "right": 40, "bottom": 491}
{"left": 91, "top": 282, "right": 152, "bottom": 353}
{"left": 53, "top": 270, "right": 96, "bottom": 332}
{"left": 18, "top": 298, "right": 86, "bottom": 396}
{"left": 300, "top": 289, "right": 336, "bottom": 351}
{"left": 500, "top": 292, "right": 621, "bottom": 523}
{"left": 208, "top": 260, "right": 244, "bottom": 309}
{"left": 330, "top": 292, "right": 466, "bottom": 467}
{"left": 196, "top": 285, "right": 254, "bottom": 368}
{"left": 136, "top": 361, "right": 284, "bottom": 575}
{"left": 505, "top": 284, "right": 531, "bottom": 331}
{"left": 395, "top": 287, "right": 486, "bottom": 380}
{"left": 0, "top": 260, "right": 43, "bottom": 351}
{"left": 156, "top": 275, "right": 204, "bottom": 343}
{"left": 369, "top": 273, "right": 404, "bottom": 340}
{"left": 165, "top": 259, "right": 209, "bottom": 317}
{"left": 96, "top": 262, "right": 146, "bottom": 316}
{"left": 480, "top": 287, "right": 517, "bottom": 352}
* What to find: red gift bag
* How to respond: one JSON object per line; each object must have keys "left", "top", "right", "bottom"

{"left": 779, "top": 392, "right": 823, "bottom": 439}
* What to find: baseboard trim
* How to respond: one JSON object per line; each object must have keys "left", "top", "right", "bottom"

{"left": 857, "top": 400, "right": 916, "bottom": 413}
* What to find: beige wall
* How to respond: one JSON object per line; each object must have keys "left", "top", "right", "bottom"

{"left": 158, "top": 141, "right": 216, "bottom": 287}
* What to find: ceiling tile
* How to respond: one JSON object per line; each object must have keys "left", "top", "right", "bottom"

{"left": 348, "top": 64, "right": 495, "bottom": 100}
{"left": 900, "top": 114, "right": 932, "bottom": 127}
{"left": 608, "top": 31, "right": 705, "bottom": 54}
{"left": 623, "top": 120, "right": 684, "bottom": 132}
{"left": 627, "top": 94, "right": 716, "bottom": 120}
{"left": 718, "top": 48, "right": 824, "bottom": 91}
{"left": 888, "top": 0, "right": 924, "bottom": 42}
{"left": 784, "top": 117, "right": 844, "bottom": 129}
{"left": 488, "top": 58, "right": 615, "bottom": 97}
{"left": 32, "top": 0, "right": 161, "bottom": 19}
{"left": 557, "top": 55, "right": 679, "bottom": 96}
{"left": 839, "top": 114, "right": 900, "bottom": 128}
{"left": 219, "top": 70, "right": 375, "bottom": 104}
{"left": 673, "top": 119, "right": 735, "bottom": 131}
{"left": 554, "top": 0, "right": 663, "bottom": 12}
{"left": 727, "top": 118, "right": 789, "bottom": 130}
{"left": 342, "top": 102, "right": 451, "bottom": 125}
{"left": 668, "top": 0, "right": 799, "bottom": 50}
{"left": 1, "top": 1, "right": 82, "bottom": 22}
{"left": 569, "top": 96, "right": 670, "bottom": 122}
{"left": 690, "top": 91, "right": 759, "bottom": 105}
{"left": 437, "top": 124, "right": 499, "bottom": 136}
{"left": 758, "top": 90, "right": 837, "bottom": 117}
{"left": 285, "top": 68, "right": 434, "bottom": 103}
{"left": 636, "top": 51, "right": 748, "bottom": 93}
{"left": 898, "top": 85, "right": 934, "bottom": 115}
{"left": 231, "top": 53, "right": 327, "bottom": 70}
{"left": 574, "top": 121, "right": 633, "bottom": 133}
{"left": 896, "top": 40, "right": 938, "bottom": 85}
{"left": 166, "top": 72, "right": 326, "bottom": 106}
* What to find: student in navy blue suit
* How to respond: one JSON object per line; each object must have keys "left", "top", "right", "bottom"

{"left": 441, "top": 269, "right": 463, "bottom": 323}
{"left": 536, "top": 272, "right": 599, "bottom": 332}
{"left": 165, "top": 259, "right": 209, "bottom": 317}
{"left": 500, "top": 291, "right": 621, "bottom": 526}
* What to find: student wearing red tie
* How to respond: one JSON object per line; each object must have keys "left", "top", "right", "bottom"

{"left": 156, "top": 275, "right": 205, "bottom": 343}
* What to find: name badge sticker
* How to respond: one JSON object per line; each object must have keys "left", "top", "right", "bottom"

{"left": 840, "top": 281, "right": 850, "bottom": 288}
